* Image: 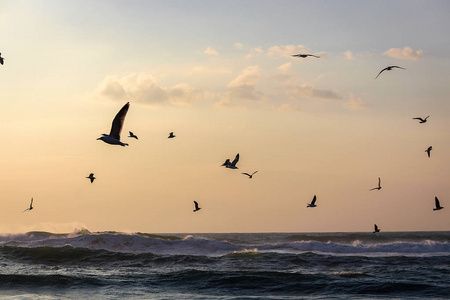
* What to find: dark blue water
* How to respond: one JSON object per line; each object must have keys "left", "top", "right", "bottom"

{"left": 0, "top": 231, "right": 449, "bottom": 299}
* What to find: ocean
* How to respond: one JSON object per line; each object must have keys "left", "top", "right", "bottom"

{"left": 0, "top": 231, "right": 449, "bottom": 299}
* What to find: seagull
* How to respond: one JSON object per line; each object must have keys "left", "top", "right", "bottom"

{"left": 221, "top": 153, "right": 239, "bottom": 169}
{"left": 307, "top": 195, "right": 317, "bottom": 208}
{"left": 412, "top": 116, "right": 430, "bottom": 124}
{"left": 193, "top": 201, "right": 201, "bottom": 212}
{"left": 86, "top": 173, "right": 96, "bottom": 183}
{"left": 425, "top": 146, "right": 432, "bottom": 158}
{"left": 22, "top": 198, "right": 33, "bottom": 213}
{"left": 292, "top": 54, "right": 320, "bottom": 58}
{"left": 433, "top": 196, "right": 444, "bottom": 211}
{"left": 128, "top": 131, "right": 138, "bottom": 139}
{"left": 97, "top": 102, "right": 130, "bottom": 146}
{"left": 168, "top": 132, "right": 176, "bottom": 138}
{"left": 0, "top": 53, "right": 4, "bottom": 65}
{"left": 369, "top": 177, "right": 382, "bottom": 191}
{"left": 242, "top": 171, "right": 258, "bottom": 179}
{"left": 373, "top": 224, "right": 380, "bottom": 233}
{"left": 375, "top": 66, "right": 405, "bottom": 79}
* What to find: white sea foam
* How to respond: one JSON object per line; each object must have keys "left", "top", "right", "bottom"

{"left": 0, "top": 231, "right": 449, "bottom": 257}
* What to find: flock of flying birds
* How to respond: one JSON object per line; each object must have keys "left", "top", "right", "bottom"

{"left": 0, "top": 50, "right": 444, "bottom": 233}
{"left": 291, "top": 53, "right": 445, "bottom": 233}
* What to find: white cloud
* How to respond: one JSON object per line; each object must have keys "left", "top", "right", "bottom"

{"left": 288, "top": 83, "right": 342, "bottom": 100}
{"left": 96, "top": 73, "right": 199, "bottom": 106}
{"left": 343, "top": 93, "right": 367, "bottom": 111}
{"left": 383, "top": 46, "right": 423, "bottom": 60}
{"left": 277, "top": 62, "right": 292, "bottom": 73}
{"left": 234, "top": 42, "right": 243, "bottom": 49}
{"left": 204, "top": 47, "right": 219, "bottom": 56}
{"left": 344, "top": 50, "right": 354, "bottom": 60}
{"left": 267, "top": 44, "right": 310, "bottom": 59}
{"left": 216, "top": 65, "right": 263, "bottom": 107}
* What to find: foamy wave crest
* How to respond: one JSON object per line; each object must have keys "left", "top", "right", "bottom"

{"left": 0, "top": 231, "right": 449, "bottom": 256}
{"left": 257, "top": 240, "right": 450, "bottom": 256}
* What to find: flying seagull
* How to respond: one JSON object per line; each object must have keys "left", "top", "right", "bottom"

{"left": 193, "top": 201, "right": 201, "bottom": 212}
{"left": 128, "top": 131, "right": 138, "bottom": 139}
{"left": 373, "top": 224, "right": 380, "bottom": 233}
{"left": 412, "top": 116, "right": 429, "bottom": 124}
{"left": 22, "top": 198, "right": 33, "bottom": 213}
{"left": 0, "top": 53, "right": 4, "bottom": 65}
{"left": 292, "top": 54, "right": 320, "bottom": 58}
{"left": 425, "top": 146, "right": 432, "bottom": 158}
{"left": 375, "top": 66, "right": 405, "bottom": 79}
{"left": 86, "top": 173, "right": 96, "bottom": 183}
{"left": 307, "top": 195, "right": 317, "bottom": 208}
{"left": 221, "top": 153, "right": 239, "bottom": 169}
{"left": 433, "top": 196, "right": 444, "bottom": 211}
{"left": 369, "top": 177, "right": 382, "bottom": 191}
{"left": 97, "top": 102, "right": 130, "bottom": 146}
{"left": 242, "top": 171, "right": 258, "bottom": 179}
{"left": 168, "top": 132, "right": 175, "bottom": 138}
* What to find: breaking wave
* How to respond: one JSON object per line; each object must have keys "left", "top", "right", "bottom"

{"left": 0, "top": 230, "right": 449, "bottom": 257}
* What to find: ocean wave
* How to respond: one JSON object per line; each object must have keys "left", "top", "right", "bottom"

{"left": 0, "top": 230, "right": 449, "bottom": 257}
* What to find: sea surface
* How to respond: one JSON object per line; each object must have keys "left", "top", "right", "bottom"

{"left": 0, "top": 230, "right": 449, "bottom": 299}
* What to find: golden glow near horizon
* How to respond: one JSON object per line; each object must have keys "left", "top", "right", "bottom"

{"left": 0, "top": 1, "right": 449, "bottom": 233}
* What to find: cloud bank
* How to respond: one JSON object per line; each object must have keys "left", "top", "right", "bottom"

{"left": 383, "top": 46, "right": 423, "bottom": 60}
{"left": 96, "top": 73, "right": 199, "bottom": 106}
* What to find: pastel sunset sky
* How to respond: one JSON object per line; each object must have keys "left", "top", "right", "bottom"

{"left": 0, "top": 0, "right": 449, "bottom": 233}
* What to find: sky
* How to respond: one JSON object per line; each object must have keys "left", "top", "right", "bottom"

{"left": 0, "top": 0, "right": 449, "bottom": 233}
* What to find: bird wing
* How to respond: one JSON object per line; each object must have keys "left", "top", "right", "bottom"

{"left": 242, "top": 173, "right": 250, "bottom": 176}
{"left": 311, "top": 195, "right": 316, "bottom": 205}
{"left": 194, "top": 201, "right": 199, "bottom": 209}
{"left": 252, "top": 171, "right": 258, "bottom": 176}
{"left": 374, "top": 224, "right": 378, "bottom": 231}
{"left": 378, "top": 177, "right": 381, "bottom": 187}
{"left": 392, "top": 66, "right": 406, "bottom": 70}
{"left": 412, "top": 118, "right": 424, "bottom": 121}
{"left": 230, "top": 153, "right": 239, "bottom": 166}
{"left": 309, "top": 54, "right": 320, "bottom": 58}
{"left": 435, "top": 197, "right": 441, "bottom": 208}
{"left": 0, "top": 57, "right": 3, "bottom": 65}
{"left": 30, "top": 198, "right": 33, "bottom": 207}
{"left": 375, "top": 68, "right": 388, "bottom": 79}
{"left": 109, "top": 102, "right": 130, "bottom": 140}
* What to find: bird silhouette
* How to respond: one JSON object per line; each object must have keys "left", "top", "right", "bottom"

{"left": 86, "top": 173, "right": 96, "bottom": 183}
{"left": 193, "top": 201, "right": 201, "bottom": 212}
{"left": 97, "top": 102, "right": 130, "bottom": 146}
{"left": 433, "top": 196, "right": 444, "bottom": 211}
{"left": 307, "top": 195, "right": 317, "bottom": 208}
{"left": 292, "top": 54, "right": 320, "bottom": 58}
{"left": 221, "top": 153, "right": 239, "bottom": 169}
{"left": 128, "top": 131, "right": 138, "bottom": 139}
{"left": 412, "top": 116, "right": 429, "bottom": 123}
{"left": 22, "top": 198, "right": 33, "bottom": 213}
{"left": 369, "top": 177, "right": 382, "bottom": 191}
{"left": 425, "top": 146, "right": 432, "bottom": 158}
{"left": 242, "top": 171, "right": 258, "bottom": 178}
{"left": 375, "top": 66, "right": 405, "bottom": 79}
{"left": 0, "top": 53, "right": 4, "bottom": 65}
{"left": 168, "top": 132, "right": 176, "bottom": 138}
{"left": 373, "top": 224, "right": 380, "bottom": 233}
